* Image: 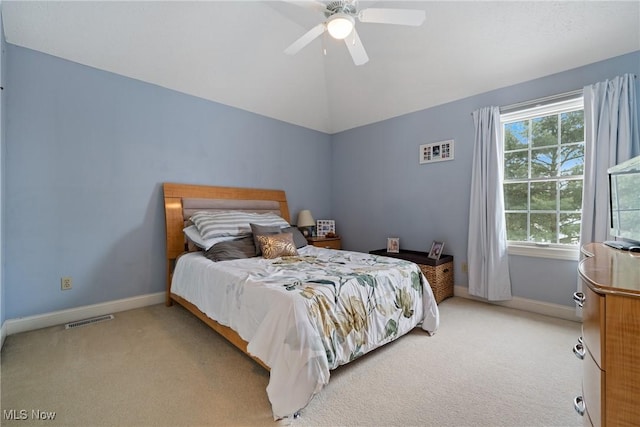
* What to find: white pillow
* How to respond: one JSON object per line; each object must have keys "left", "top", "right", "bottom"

{"left": 183, "top": 225, "right": 236, "bottom": 251}
{"left": 190, "top": 211, "right": 290, "bottom": 241}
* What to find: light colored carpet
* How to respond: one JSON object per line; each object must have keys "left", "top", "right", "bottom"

{"left": 1, "top": 297, "right": 583, "bottom": 427}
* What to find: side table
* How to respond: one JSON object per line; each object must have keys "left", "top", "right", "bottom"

{"left": 307, "top": 236, "right": 341, "bottom": 250}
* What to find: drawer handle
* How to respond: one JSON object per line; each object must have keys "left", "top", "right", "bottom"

{"left": 573, "top": 291, "right": 585, "bottom": 308}
{"left": 573, "top": 342, "right": 585, "bottom": 360}
{"left": 573, "top": 396, "right": 585, "bottom": 416}
{"left": 443, "top": 268, "right": 449, "bottom": 273}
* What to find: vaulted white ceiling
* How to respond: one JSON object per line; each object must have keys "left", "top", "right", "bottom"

{"left": 3, "top": 1, "right": 639, "bottom": 133}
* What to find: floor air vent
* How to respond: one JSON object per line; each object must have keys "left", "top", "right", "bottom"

{"left": 65, "top": 314, "right": 114, "bottom": 329}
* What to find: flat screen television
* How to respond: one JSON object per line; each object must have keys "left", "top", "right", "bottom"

{"left": 605, "top": 155, "right": 640, "bottom": 251}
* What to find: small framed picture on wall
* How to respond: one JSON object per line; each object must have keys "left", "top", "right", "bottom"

{"left": 387, "top": 237, "right": 400, "bottom": 253}
{"left": 420, "top": 140, "right": 455, "bottom": 164}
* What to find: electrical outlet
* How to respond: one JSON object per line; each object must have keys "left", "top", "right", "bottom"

{"left": 461, "top": 262, "right": 468, "bottom": 273}
{"left": 61, "top": 277, "right": 73, "bottom": 290}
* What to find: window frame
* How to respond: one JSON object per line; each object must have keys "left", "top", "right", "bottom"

{"left": 500, "top": 96, "right": 584, "bottom": 261}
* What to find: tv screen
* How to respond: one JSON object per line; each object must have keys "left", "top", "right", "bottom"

{"left": 608, "top": 155, "right": 640, "bottom": 249}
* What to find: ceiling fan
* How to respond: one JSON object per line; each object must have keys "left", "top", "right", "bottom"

{"left": 284, "top": 1, "right": 426, "bottom": 66}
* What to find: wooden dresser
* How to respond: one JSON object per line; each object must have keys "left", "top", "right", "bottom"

{"left": 574, "top": 243, "right": 640, "bottom": 427}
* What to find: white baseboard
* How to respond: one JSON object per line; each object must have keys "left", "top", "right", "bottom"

{"left": 4, "top": 292, "right": 165, "bottom": 337}
{"left": 1, "top": 321, "right": 6, "bottom": 349}
{"left": 454, "top": 285, "right": 581, "bottom": 322}
{"left": 2, "top": 287, "right": 578, "bottom": 344}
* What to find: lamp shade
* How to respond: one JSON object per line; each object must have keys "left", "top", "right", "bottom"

{"left": 297, "top": 210, "right": 315, "bottom": 227}
{"left": 326, "top": 13, "right": 354, "bottom": 40}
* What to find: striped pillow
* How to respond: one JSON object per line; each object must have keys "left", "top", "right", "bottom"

{"left": 190, "top": 211, "right": 290, "bottom": 241}
{"left": 183, "top": 225, "right": 238, "bottom": 251}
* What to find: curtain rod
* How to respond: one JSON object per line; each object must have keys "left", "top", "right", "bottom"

{"left": 469, "top": 89, "right": 582, "bottom": 117}
{"left": 499, "top": 88, "right": 584, "bottom": 114}
{"left": 469, "top": 89, "right": 583, "bottom": 117}
{"left": 482, "top": 74, "right": 637, "bottom": 116}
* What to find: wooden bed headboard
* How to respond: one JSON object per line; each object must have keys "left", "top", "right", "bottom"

{"left": 162, "top": 182, "right": 291, "bottom": 305}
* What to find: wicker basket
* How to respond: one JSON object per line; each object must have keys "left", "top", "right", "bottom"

{"left": 419, "top": 261, "right": 454, "bottom": 304}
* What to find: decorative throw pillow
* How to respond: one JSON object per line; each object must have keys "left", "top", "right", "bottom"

{"left": 204, "top": 236, "right": 257, "bottom": 262}
{"left": 255, "top": 233, "right": 298, "bottom": 259}
{"left": 281, "top": 226, "right": 308, "bottom": 249}
{"left": 250, "top": 224, "right": 308, "bottom": 255}
{"left": 250, "top": 223, "right": 282, "bottom": 255}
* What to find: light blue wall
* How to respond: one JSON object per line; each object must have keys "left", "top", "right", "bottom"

{"left": 4, "top": 41, "right": 639, "bottom": 320}
{"left": 332, "top": 51, "right": 640, "bottom": 307}
{"left": 4, "top": 45, "right": 332, "bottom": 319}
{"left": 1, "top": 7, "right": 5, "bottom": 329}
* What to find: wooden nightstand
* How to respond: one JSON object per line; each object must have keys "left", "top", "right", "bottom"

{"left": 307, "top": 236, "right": 341, "bottom": 250}
{"left": 369, "top": 249, "right": 454, "bottom": 304}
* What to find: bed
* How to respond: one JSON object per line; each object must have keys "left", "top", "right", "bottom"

{"left": 163, "top": 182, "right": 440, "bottom": 420}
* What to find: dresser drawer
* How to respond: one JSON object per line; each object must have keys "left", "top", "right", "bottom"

{"left": 582, "top": 284, "right": 605, "bottom": 369}
{"left": 583, "top": 350, "right": 603, "bottom": 427}
{"left": 604, "top": 294, "right": 640, "bottom": 426}
{"left": 585, "top": 408, "right": 595, "bottom": 427}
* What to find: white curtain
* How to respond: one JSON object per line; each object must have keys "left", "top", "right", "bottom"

{"left": 468, "top": 106, "right": 512, "bottom": 301}
{"left": 580, "top": 74, "right": 640, "bottom": 246}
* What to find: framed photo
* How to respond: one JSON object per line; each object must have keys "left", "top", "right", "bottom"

{"left": 420, "top": 139, "right": 455, "bottom": 164}
{"left": 387, "top": 237, "right": 400, "bottom": 253}
{"left": 428, "top": 241, "right": 444, "bottom": 260}
{"left": 316, "top": 220, "right": 335, "bottom": 238}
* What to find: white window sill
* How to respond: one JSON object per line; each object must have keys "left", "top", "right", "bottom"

{"left": 507, "top": 243, "right": 580, "bottom": 261}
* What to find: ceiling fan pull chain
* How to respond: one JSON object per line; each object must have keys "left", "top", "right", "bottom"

{"left": 322, "top": 32, "right": 327, "bottom": 56}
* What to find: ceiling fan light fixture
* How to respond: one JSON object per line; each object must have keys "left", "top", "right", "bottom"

{"left": 326, "top": 13, "right": 354, "bottom": 40}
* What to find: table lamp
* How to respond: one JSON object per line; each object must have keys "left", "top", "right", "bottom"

{"left": 297, "top": 210, "right": 315, "bottom": 237}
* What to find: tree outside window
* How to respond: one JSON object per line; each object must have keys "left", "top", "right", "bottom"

{"left": 502, "top": 99, "right": 584, "bottom": 246}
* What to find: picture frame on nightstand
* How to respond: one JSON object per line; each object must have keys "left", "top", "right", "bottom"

{"left": 387, "top": 237, "right": 400, "bottom": 253}
{"left": 316, "top": 220, "right": 335, "bottom": 238}
{"left": 428, "top": 240, "right": 444, "bottom": 260}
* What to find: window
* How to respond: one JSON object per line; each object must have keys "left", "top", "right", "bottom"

{"left": 501, "top": 97, "right": 584, "bottom": 258}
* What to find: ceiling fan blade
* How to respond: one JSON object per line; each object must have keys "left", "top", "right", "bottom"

{"left": 284, "top": 23, "right": 326, "bottom": 55}
{"left": 344, "top": 28, "right": 369, "bottom": 66}
{"left": 281, "top": 0, "right": 327, "bottom": 14}
{"left": 358, "top": 8, "right": 426, "bottom": 26}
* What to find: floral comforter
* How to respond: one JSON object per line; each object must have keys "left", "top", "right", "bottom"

{"left": 171, "top": 246, "right": 439, "bottom": 420}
